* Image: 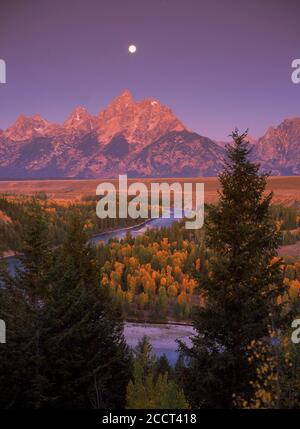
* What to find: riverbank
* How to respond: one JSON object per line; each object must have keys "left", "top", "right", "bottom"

{"left": 125, "top": 317, "right": 193, "bottom": 327}
{"left": 0, "top": 250, "right": 16, "bottom": 259}
{"left": 89, "top": 218, "right": 152, "bottom": 242}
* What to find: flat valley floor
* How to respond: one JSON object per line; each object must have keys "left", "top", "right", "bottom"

{"left": 1, "top": 176, "right": 300, "bottom": 205}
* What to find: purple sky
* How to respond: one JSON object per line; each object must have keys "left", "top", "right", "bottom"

{"left": 0, "top": 0, "right": 300, "bottom": 140}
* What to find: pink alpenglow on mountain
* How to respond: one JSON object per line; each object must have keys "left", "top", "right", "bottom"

{"left": 0, "top": 91, "right": 299, "bottom": 179}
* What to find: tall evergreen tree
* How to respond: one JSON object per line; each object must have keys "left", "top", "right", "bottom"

{"left": 180, "top": 130, "right": 285, "bottom": 408}
{"left": 0, "top": 200, "right": 52, "bottom": 407}
{"left": 42, "top": 209, "right": 131, "bottom": 408}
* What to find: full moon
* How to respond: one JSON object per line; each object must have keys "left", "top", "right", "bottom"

{"left": 128, "top": 44, "right": 137, "bottom": 54}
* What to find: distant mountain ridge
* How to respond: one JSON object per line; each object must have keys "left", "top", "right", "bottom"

{"left": 0, "top": 91, "right": 299, "bottom": 178}
{"left": 253, "top": 118, "right": 300, "bottom": 175}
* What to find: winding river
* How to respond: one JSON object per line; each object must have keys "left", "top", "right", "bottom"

{"left": 89, "top": 208, "right": 181, "bottom": 245}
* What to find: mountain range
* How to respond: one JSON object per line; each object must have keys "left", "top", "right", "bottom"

{"left": 0, "top": 90, "right": 300, "bottom": 179}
